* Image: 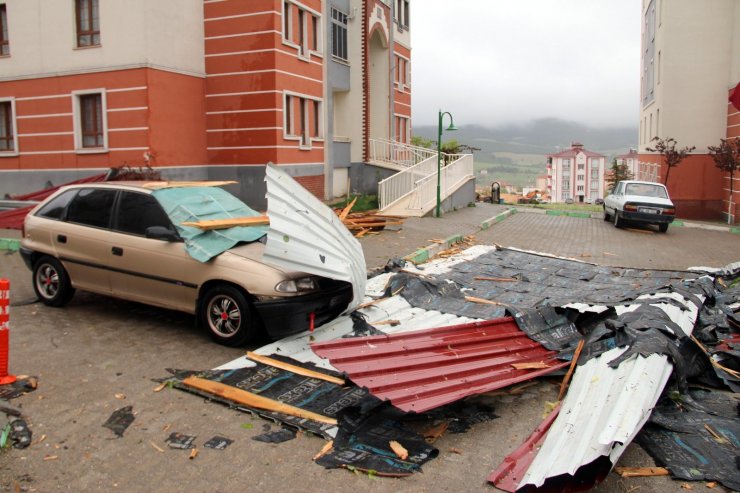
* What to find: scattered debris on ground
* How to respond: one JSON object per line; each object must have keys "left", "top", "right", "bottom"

{"left": 102, "top": 406, "right": 135, "bottom": 438}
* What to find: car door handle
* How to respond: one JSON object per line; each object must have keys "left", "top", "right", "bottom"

{"left": 112, "top": 247, "right": 123, "bottom": 256}
{"left": 57, "top": 234, "right": 67, "bottom": 244}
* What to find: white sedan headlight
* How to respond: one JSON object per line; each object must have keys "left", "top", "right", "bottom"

{"left": 275, "top": 277, "right": 318, "bottom": 293}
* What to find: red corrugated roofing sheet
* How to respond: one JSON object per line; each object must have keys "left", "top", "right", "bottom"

{"left": 311, "top": 317, "right": 569, "bottom": 413}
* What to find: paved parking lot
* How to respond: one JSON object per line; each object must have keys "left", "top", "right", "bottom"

{"left": 0, "top": 208, "right": 737, "bottom": 493}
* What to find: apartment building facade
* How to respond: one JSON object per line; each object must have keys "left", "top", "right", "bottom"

{"left": 638, "top": 0, "right": 739, "bottom": 223}
{"left": 546, "top": 142, "right": 606, "bottom": 203}
{"left": 0, "top": 0, "right": 412, "bottom": 209}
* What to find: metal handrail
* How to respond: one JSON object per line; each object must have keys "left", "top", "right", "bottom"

{"left": 410, "top": 154, "right": 474, "bottom": 210}
{"left": 368, "top": 139, "right": 437, "bottom": 169}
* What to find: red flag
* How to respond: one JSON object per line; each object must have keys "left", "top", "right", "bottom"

{"left": 731, "top": 81, "right": 740, "bottom": 111}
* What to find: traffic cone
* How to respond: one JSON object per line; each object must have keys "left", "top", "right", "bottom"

{"left": 0, "top": 279, "right": 17, "bottom": 385}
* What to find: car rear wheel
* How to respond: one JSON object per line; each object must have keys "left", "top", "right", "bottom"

{"left": 603, "top": 207, "right": 611, "bottom": 221}
{"left": 200, "top": 285, "right": 258, "bottom": 347}
{"left": 658, "top": 223, "right": 668, "bottom": 233}
{"left": 613, "top": 211, "right": 623, "bottom": 228}
{"left": 33, "top": 256, "right": 75, "bottom": 307}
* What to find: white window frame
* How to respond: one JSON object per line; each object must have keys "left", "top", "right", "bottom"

{"left": 72, "top": 89, "right": 108, "bottom": 154}
{"left": 0, "top": 97, "right": 18, "bottom": 156}
{"left": 282, "top": 0, "right": 322, "bottom": 62}
{"left": 394, "top": 114, "right": 409, "bottom": 143}
{"left": 330, "top": 7, "right": 348, "bottom": 63}
{"left": 283, "top": 91, "right": 323, "bottom": 150}
{"left": 395, "top": 54, "right": 410, "bottom": 91}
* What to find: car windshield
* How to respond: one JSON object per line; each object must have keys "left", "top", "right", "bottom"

{"left": 152, "top": 186, "right": 267, "bottom": 262}
{"left": 624, "top": 183, "right": 668, "bottom": 198}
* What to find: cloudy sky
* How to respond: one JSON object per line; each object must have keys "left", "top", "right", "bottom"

{"left": 410, "top": 0, "right": 642, "bottom": 128}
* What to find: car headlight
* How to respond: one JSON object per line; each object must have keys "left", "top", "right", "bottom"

{"left": 275, "top": 277, "right": 318, "bottom": 293}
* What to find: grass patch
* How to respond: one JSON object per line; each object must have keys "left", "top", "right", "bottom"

{"left": 328, "top": 194, "right": 379, "bottom": 212}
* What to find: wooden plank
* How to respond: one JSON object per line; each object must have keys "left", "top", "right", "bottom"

{"left": 511, "top": 362, "right": 550, "bottom": 370}
{"left": 142, "top": 180, "right": 238, "bottom": 189}
{"left": 338, "top": 197, "right": 357, "bottom": 220}
{"left": 181, "top": 215, "right": 270, "bottom": 230}
{"left": 246, "top": 352, "right": 345, "bottom": 386}
{"left": 558, "top": 339, "right": 586, "bottom": 401}
{"left": 182, "top": 376, "right": 338, "bottom": 425}
{"left": 614, "top": 467, "right": 670, "bottom": 477}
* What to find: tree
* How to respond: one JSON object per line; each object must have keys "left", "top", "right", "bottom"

{"left": 605, "top": 158, "right": 634, "bottom": 193}
{"left": 646, "top": 137, "right": 695, "bottom": 186}
{"left": 411, "top": 135, "right": 434, "bottom": 149}
{"left": 708, "top": 138, "right": 740, "bottom": 224}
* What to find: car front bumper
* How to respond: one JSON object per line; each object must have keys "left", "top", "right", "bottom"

{"left": 253, "top": 281, "right": 353, "bottom": 340}
{"left": 619, "top": 210, "right": 674, "bottom": 224}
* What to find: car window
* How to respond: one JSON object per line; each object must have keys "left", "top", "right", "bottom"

{"left": 625, "top": 183, "right": 667, "bottom": 198}
{"left": 65, "top": 189, "right": 116, "bottom": 228}
{"left": 114, "top": 192, "right": 172, "bottom": 236}
{"left": 35, "top": 189, "right": 78, "bottom": 220}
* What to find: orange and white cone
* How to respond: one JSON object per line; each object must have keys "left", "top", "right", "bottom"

{"left": 0, "top": 279, "right": 17, "bottom": 385}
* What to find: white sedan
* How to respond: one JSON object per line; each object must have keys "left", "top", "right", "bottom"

{"left": 603, "top": 180, "right": 675, "bottom": 233}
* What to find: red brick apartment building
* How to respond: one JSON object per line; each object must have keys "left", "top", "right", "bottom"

{"left": 0, "top": 0, "right": 413, "bottom": 209}
{"left": 639, "top": 0, "right": 739, "bottom": 223}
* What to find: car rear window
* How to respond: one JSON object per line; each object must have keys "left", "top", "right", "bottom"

{"left": 35, "top": 189, "right": 78, "bottom": 220}
{"left": 66, "top": 189, "right": 116, "bottom": 228}
{"left": 625, "top": 183, "right": 668, "bottom": 198}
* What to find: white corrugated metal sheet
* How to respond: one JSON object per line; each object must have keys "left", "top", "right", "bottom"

{"left": 263, "top": 164, "right": 367, "bottom": 310}
{"left": 518, "top": 290, "right": 704, "bottom": 489}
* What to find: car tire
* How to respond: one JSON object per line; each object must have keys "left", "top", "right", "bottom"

{"left": 658, "top": 223, "right": 668, "bottom": 233}
{"left": 32, "top": 256, "right": 75, "bottom": 307}
{"left": 613, "top": 211, "right": 623, "bottom": 229}
{"left": 200, "top": 285, "right": 258, "bottom": 347}
{"left": 603, "top": 207, "right": 611, "bottom": 221}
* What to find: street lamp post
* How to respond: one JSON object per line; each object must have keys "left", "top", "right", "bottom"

{"left": 436, "top": 110, "right": 458, "bottom": 218}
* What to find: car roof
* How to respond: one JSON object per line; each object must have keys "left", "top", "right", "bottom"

{"left": 56, "top": 181, "right": 237, "bottom": 194}
{"left": 620, "top": 180, "right": 666, "bottom": 187}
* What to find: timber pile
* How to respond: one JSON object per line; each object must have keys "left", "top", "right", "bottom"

{"left": 334, "top": 198, "right": 404, "bottom": 237}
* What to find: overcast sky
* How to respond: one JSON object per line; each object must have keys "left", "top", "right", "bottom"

{"left": 410, "top": 0, "right": 642, "bottom": 128}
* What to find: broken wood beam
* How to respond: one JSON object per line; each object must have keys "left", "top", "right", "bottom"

{"left": 182, "top": 376, "right": 338, "bottom": 425}
{"left": 181, "top": 215, "right": 270, "bottom": 230}
{"left": 614, "top": 467, "right": 670, "bottom": 477}
{"left": 245, "top": 352, "right": 345, "bottom": 386}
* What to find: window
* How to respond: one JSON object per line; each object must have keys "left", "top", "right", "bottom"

{"left": 562, "top": 159, "right": 571, "bottom": 171}
{"left": 73, "top": 91, "right": 107, "bottom": 151}
{"left": 577, "top": 185, "right": 584, "bottom": 192}
{"left": 577, "top": 163, "right": 584, "bottom": 170}
{"left": 76, "top": 0, "right": 100, "bottom": 47}
{"left": 284, "top": 93, "right": 322, "bottom": 148}
{"left": 591, "top": 169, "right": 599, "bottom": 179}
{"left": 591, "top": 180, "right": 599, "bottom": 191}
{"left": 562, "top": 179, "right": 570, "bottom": 190}
{"left": 331, "top": 8, "right": 348, "bottom": 62}
{"left": 35, "top": 190, "right": 78, "bottom": 220}
{"left": 283, "top": 1, "right": 320, "bottom": 59}
{"left": 0, "top": 99, "right": 17, "bottom": 153}
{"left": 66, "top": 188, "right": 116, "bottom": 228}
{"left": 577, "top": 174, "right": 584, "bottom": 181}
{"left": 561, "top": 191, "right": 570, "bottom": 201}
{"left": 395, "top": 115, "right": 409, "bottom": 143}
{"left": 395, "top": 0, "right": 410, "bottom": 29}
{"left": 590, "top": 159, "right": 600, "bottom": 169}
{"left": 0, "top": 4, "right": 9, "bottom": 56}
{"left": 114, "top": 192, "right": 172, "bottom": 236}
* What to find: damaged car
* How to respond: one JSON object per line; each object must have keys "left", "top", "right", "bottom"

{"left": 19, "top": 182, "right": 353, "bottom": 346}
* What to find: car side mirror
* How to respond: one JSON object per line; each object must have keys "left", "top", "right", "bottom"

{"left": 145, "top": 226, "right": 180, "bottom": 242}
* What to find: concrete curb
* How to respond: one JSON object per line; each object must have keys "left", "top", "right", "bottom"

{"left": 479, "top": 208, "right": 517, "bottom": 230}
{"left": 403, "top": 233, "right": 464, "bottom": 264}
{"left": 0, "top": 238, "right": 20, "bottom": 252}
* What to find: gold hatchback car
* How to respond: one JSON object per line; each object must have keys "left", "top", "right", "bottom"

{"left": 20, "top": 182, "right": 353, "bottom": 346}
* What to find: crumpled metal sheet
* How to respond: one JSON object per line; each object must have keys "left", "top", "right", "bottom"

{"left": 263, "top": 164, "right": 366, "bottom": 311}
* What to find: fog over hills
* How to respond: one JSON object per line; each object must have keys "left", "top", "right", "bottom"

{"left": 413, "top": 118, "right": 638, "bottom": 158}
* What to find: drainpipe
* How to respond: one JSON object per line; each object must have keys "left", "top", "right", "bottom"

{"left": 389, "top": 0, "right": 395, "bottom": 143}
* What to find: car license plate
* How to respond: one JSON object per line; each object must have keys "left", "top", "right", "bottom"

{"left": 638, "top": 207, "right": 658, "bottom": 214}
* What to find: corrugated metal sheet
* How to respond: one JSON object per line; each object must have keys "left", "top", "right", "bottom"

{"left": 263, "top": 164, "right": 366, "bottom": 310}
{"left": 516, "top": 290, "right": 704, "bottom": 490}
{"left": 311, "top": 317, "right": 569, "bottom": 413}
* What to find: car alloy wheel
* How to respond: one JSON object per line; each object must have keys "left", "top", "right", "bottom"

{"left": 32, "top": 257, "right": 75, "bottom": 307}
{"left": 200, "top": 285, "right": 257, "bottom": 346}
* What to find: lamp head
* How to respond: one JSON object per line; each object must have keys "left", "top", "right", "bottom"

{"left": 446, "top": 122, "right": 458, "bottom": 131}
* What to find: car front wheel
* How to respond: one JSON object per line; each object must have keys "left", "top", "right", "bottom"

{"left": 199, "top": 285, "right": 258, "bottom": 347}
{"left": 33, "top": 256, "right": 75, "bottom": 307}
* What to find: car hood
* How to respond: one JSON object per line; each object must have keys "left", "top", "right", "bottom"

{"left": 224, "top": 242, "right": 301, "bottom": 277}
{"left": 623, "top": 194, "right": 674, "bottom": 207}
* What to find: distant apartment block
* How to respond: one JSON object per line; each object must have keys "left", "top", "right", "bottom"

{"left": 0, "top": 0, "right": 413, "bottom": 208}
{"left": 546, "top": 143, "right": 606, "bottom": 203}
{"left": 639, "top": 0, "right": 739, "bottom": 223}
